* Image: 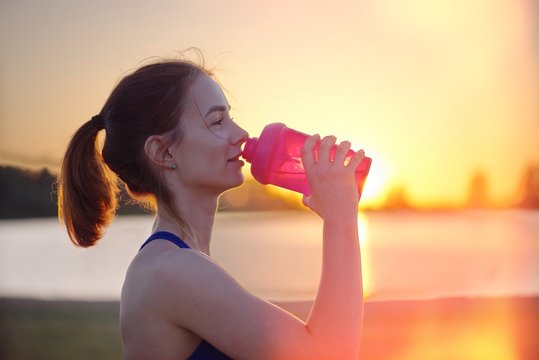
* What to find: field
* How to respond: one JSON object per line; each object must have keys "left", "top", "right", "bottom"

{"left": 1, "top": 296, "right": 537, "bottom": 359}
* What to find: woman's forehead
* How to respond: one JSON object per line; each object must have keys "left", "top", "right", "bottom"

{"left": 188, "top": 74, "right": 228, "bottom": 112}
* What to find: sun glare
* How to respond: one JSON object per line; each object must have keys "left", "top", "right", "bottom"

{"left": 359, "top": 152, "right": 392, "bottom": 209}
{"left": 400, "top": 299, "right": 518, "bottom": 360}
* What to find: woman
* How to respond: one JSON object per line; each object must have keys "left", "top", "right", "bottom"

{"left": 58, "top": 58, "right": 365, "bottom": 359}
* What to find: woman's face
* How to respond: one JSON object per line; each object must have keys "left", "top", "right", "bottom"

{"left": 172, "top": 74, "right": 248, "bottom": 194}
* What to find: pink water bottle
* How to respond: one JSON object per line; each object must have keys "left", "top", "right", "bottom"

{"left": 241, "top": 123, "right": 372, "bottom": 198}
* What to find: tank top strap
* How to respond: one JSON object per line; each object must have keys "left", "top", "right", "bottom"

{"left": 139, "top": 231, "right": 191, "bottom": 251}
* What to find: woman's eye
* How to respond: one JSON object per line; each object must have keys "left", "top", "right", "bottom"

{"left": 214, "top": 117, "right": 224, "bottom": 125}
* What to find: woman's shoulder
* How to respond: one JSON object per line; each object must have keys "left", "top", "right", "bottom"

{"left": 123, "top": 241, "right": 237, "bottom": 307}
{"left": 126, "top": 241, "right": 219, "bottom": 290}
{"left": 122, "top": 241, "right": 246, "bottom": 330}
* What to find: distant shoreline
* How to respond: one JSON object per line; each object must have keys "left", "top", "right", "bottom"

{"left": 2, "top": 293, "right": 538, "bottom": 315}
{"left": 2, "top": 164, "right": 538, "bottom": 220}
{"left": 2, "top": 206, "right": 538, "bottom": 221}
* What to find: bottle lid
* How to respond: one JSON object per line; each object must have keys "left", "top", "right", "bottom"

{"left": 241, "top": 137, "right": 258, "bottom": 163}
{"left": 241, "top": 123, "right": 287, "bottom": 185}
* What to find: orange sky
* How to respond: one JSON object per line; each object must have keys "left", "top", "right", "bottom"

{"left": 1, "top": 0, "right": 538, "bottom": 209}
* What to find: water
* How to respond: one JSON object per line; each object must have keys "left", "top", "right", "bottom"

{"left": 0, "top": 210, "right": 537, "bottom": 301}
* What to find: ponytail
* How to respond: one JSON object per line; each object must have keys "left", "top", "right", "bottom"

{"left": 57, "top": 116, "right": 118, "bottom": 247}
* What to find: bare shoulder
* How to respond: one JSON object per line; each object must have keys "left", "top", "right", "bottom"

{"left": 121, "top": 241, "right": 243, "bottom": 324}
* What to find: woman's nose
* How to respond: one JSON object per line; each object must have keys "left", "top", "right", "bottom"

{"left": 231, "top": 123, "right": 249, "bottom": 145}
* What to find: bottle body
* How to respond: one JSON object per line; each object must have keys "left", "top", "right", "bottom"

{"left": 242, "top": 123, "right": 372, "bottom": 197}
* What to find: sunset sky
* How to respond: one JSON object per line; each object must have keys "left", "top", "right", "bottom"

{"left": 1, "top": 0, "right": 538, "bottom": 209}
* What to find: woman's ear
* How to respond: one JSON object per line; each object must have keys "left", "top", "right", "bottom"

{"left": 144, "top": 135, "right": 174, "bottom": 168}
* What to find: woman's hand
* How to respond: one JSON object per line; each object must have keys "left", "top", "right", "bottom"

{"left": 301, "top": 134, "right": 366, "bottom": 221}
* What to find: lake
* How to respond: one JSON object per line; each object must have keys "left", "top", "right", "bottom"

{"left": 0, "top": 210, "right": 538, "bottom": 302}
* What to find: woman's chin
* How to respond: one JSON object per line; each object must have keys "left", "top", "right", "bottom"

{"left": 212, "top": 174, "right": 245, "bottom": 195}
{"left": 227, "top": 174, "right": 246, "bottom": 190}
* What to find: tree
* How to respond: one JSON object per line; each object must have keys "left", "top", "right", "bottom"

{"left": 382, "top": 184, "right": 410, "bottom": 210}
{"left": 516, "top": 164, "right": 539, "bottom": 209}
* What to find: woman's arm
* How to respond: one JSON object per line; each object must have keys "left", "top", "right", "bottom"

{"left": 302, "top": 135, "right": 365, "bottom": 357}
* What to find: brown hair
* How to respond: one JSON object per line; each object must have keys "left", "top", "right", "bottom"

{"left": 58, "top": 59, "right": 210, "bottom": 247}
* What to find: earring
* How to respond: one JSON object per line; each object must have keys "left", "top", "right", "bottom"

{"left": 169, "top": 163, "right": 177, "bottom": 170}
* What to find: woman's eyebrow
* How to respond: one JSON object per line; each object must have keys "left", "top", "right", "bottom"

{"left": 205, "top": 104, "right": 231, "bottom": 117}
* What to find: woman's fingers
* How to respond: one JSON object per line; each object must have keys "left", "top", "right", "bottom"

{"left": 301, "top": 134, "right": 365, "bottom": 218}
{"left": 318, "top": 135, "right": 336, "bottom": 166}
{"left": 333, "top": 140, "right": 351, "bottom": 166}
{"left": 348, "top": 149, "right": 366, "bottom": 170}
{"left": 301, "top": 134, "right": 320, "bottom": 171}
{"left": 303, "top": 133, "right": 364, "bottom": 173}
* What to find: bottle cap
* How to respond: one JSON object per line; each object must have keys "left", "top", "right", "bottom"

{"left": 241, "top": 137, "right": 258, "bottom": 163}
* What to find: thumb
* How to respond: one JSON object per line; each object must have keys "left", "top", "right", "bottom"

{"left": 302, "top": 194, "right": 312, "bottom": 209}
{"left": 302, "top": 194, "right": 322, "bottom": 218}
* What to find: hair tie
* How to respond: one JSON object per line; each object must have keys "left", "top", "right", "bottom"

{"left": 90, "top": 114, "right": 105, "bottom": 130}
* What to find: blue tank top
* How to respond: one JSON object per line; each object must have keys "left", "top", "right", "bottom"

{"left": 140, "top": 231, "right": 233, "bottom": 360}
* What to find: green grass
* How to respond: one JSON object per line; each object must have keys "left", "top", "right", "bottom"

{"left": 0, "top": 298, "right": 122, "bottom": 359}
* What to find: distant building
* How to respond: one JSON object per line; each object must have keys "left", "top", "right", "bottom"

{"left": 517, "top": 164, "right": 539, "bottom": 209}
{"left": 466, "top": 170, "right": 490, "bottom": 209}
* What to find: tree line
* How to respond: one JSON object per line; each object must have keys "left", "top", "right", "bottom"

{"left": 1, "top": 164, "right": 538, "bottom": 219}
{"left": 0, "top": 166, "right": 301, "bottom": 219}
{"left": 380, "top": 164, "right": 539, "bottom": 210}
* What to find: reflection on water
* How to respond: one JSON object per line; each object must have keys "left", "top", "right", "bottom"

{"left": 213, "top": 210, "right": 539, "bottom": 302}
{"left": 0, "top": 210, "right": 537, "bottom": 301}
{"left": 363, "top": 210, "right": 539, "bottom": 301}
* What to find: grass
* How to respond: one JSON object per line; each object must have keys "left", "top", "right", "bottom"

{"left": 1, "top": 296, "right": 537, "bottom": 359}
{"left": 0, "top": 298, "right": 122, "bottom": 359}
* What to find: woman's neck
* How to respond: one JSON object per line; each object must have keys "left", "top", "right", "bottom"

{"left": 152, "top": 192, "right": 219, "bottom": 255}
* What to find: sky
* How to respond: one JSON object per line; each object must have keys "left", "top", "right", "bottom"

{"left": 1, "top": 0, "right": 538, "bottom": 209}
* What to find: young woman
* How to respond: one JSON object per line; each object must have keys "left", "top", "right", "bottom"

{"left": 58, "top": 58, "right": 365, "bottom": 359}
